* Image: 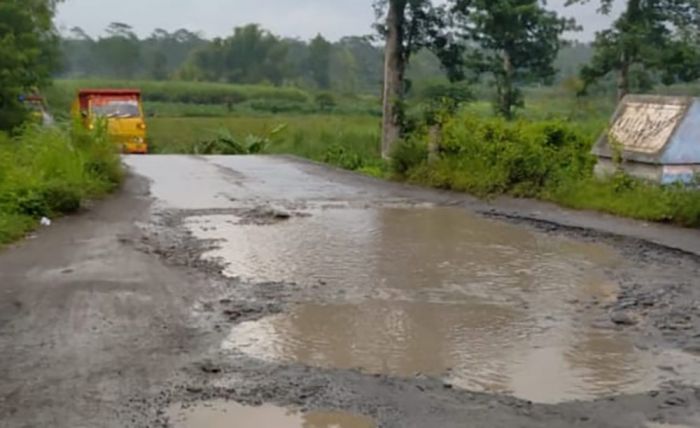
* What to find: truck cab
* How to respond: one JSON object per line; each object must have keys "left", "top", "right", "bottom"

{"left": 72, "top": 89, "right": 148, "bottom": 154}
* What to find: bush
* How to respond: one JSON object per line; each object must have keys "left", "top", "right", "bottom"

{"left": 0, "top": 214, "right": 34, "bottom": 245}
{"left": 315, "top": 92, "right": 337, "bottom": 111}
{"left": 192, "top": 125, "right": 286, "bottom": 155}
{"left": 0, "top": 122, "right": 122, "bottom": 245}
{"left": 391, "top": 138, "right": 428, "bottom": 177}
{"left": 322, "top": 145, "right": 366, "bottom": 170}
{"left": 419, "top": 81, "right": 474, "bottom": 105}
{"left": 41, "top": 181, "right": 83, "bottom": 214}
{"left": 414, "top": 114, "right": 594, "bottom": 197}
{"left": 402, "top": 112, "right": 700, "bottom": 226}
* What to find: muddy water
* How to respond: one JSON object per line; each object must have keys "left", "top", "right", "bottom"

{"left": 186, "top": 207, "right": 621, "bottom": 300}
{"left": 182, "top": 205, "right": 700, "bottom": 403}
{"left": 167, "top": 400, "right": 374, "bottom": 428}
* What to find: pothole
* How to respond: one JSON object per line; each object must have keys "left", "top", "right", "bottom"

{"left": 222, "top": 301, "right": 700, "bottom": 404}
{"left": 167, "top": 400, "right": 374, "bottom": 428}
{"left": 184, "top": 206, "right": 700, "bottom": 403}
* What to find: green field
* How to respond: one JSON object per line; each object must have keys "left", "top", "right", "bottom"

{"left": 147, "top": 114, "right": 384, "bottom": 173}
{"left": 47, "top": 79, "right": 382, "bottom": 119}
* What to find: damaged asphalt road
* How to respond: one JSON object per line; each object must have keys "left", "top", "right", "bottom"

{"left": 1, "top": 155, "right": 700, "bottom": 428}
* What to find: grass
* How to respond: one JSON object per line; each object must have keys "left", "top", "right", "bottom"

{"left": 0, "top": 123, "right": 123, "bottom": 246}
{"left": 395, "top": 111, "right": 700, "bottom": 227}
{"left": 550, "top": 176, "right": 700, "bottom": 227}
{"left": 0, "top": 214, "right": 35, "bottom": 245}
{"left": 147, "top": 114, "right": 383, "bottom": 168}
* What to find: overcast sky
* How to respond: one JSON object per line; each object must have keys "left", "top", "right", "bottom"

{"left": 55, "top": 0, "right": 623, "bottom": 42}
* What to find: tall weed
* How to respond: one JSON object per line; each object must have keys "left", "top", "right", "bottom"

{"left": 401, "top": 112, "right": 700, "bottom": 226}
{"left": 0, "top": 123, "right": 122, "bottom": 245}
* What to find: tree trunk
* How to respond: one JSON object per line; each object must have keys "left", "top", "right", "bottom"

{"left": 500, "top": 50, "right": 515, "bottom": 120}
{"left": 617, "top": 58, "right": 629, "bottom": 101}
{"left": 381, "top": 0, "right": 407, "bottom": 159}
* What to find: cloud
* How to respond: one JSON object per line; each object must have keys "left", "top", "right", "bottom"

{"left": 55, "top": 0, "right": 376, "bottom": 41}
{"left": 55, "top": 0, "right": 620, "bottom": 41}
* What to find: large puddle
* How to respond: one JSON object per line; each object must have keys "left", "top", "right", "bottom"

{"left": 186, "top": 206, "right": 700, "bottom": 403}
{"left": 168, "top": 400, "right": 374, "bottom": 428}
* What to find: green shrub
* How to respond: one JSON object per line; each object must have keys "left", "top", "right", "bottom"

{"left": 73, "top": 121, "right": 124, "bottom": 190}
{"left": 391, "top": 138, "right": 428, "bottom": 176}
{"left": 193, "top": 125, "right": 286, "bottom": 155}
{"left": 401, "top": 112, "right": 700, "bottom": 226}
{"left": 0, "top": 122, "right": 122, "bottom": 245}
{"left": 419, "top": 81, "right": 474, "bottom": 105}
{"left": 41, "top": 181, "right": 82, "bottom": 214}
{"left": 322, "top": 145, "right": 366, "bottom": 170}
{"left": 0, "top": 214, "right": 35, "bottom": 245}
{"left": 12, "top": 187, "right": 50, "bottom": 217}
{"left": 315, "top": 92, "right": 337, "bottom": 111}
{"left": 418, "top": 114, "right": 594, "bottom": 197}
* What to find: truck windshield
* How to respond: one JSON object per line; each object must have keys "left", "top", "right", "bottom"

{"left": 91, "top": 100, "right": 140, "bottom": 118}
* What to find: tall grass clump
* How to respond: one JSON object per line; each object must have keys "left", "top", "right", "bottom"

{"left": 405, "top": 113, "right": 595, "bottom": 197}
{"left": 551, "top": 174, "right": 700, "bottom": 227}
{"left": 399, "top": 112, "right": 700, "bottom": 227}
{"left": 0, "top": 122, "right": 122, "bottom": 245}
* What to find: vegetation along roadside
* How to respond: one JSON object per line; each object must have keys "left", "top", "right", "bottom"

{"left": 0, "top": 124, "right": 123, "bottom": 246}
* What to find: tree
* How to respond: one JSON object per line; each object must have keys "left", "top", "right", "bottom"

{"left": 554, "top": 41, "right": 594, "bottom": 82}
{"left": 374, "top": 0, "right": 461, "bottom": 158}
{"left": 380, "top": 0, "right": 406, "bottom": 158}
{"left": 337, "top": 36, "right": 385, "bottom": 92}
{"left": 59, "top": 27, "right": 95, "bottom": 77}
{"left": 59, "top": 26, "right": 206, "bottom": 79}
{"left": 450, "top": 0, "right": 574, "bottom": 119}
{"left": 149, "top": 51, "right": 169, "bottom": 80}
{"left": 93, "top": 22, "right": 142, "bottom": 78}
{"left": 184, "top": 25, "right": 289, "bottom": 85}
{"left": 144, "top": 28, "right": 206, "bottom": 78}
{"left": 281, "top": 38, "right": 309, "bottom": 85}
{"left": 568, "top": 0, "right": 700, "bottom": 100}
{"left": 308, "top": 34, "right": 332, "bottom": 89}
{"left": 330, "top": 46, "right": 361, "bottom": 93}
{"left": 0, "top": 0, "right": 60, "bottom": 130}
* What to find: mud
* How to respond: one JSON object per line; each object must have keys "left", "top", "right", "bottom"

{"left": 2, "top": 155, "right": 700, "bottom": 427}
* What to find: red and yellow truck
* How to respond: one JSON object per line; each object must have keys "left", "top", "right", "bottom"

{"left": 72, "top": 89, "right": 148, "bottom": 154}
